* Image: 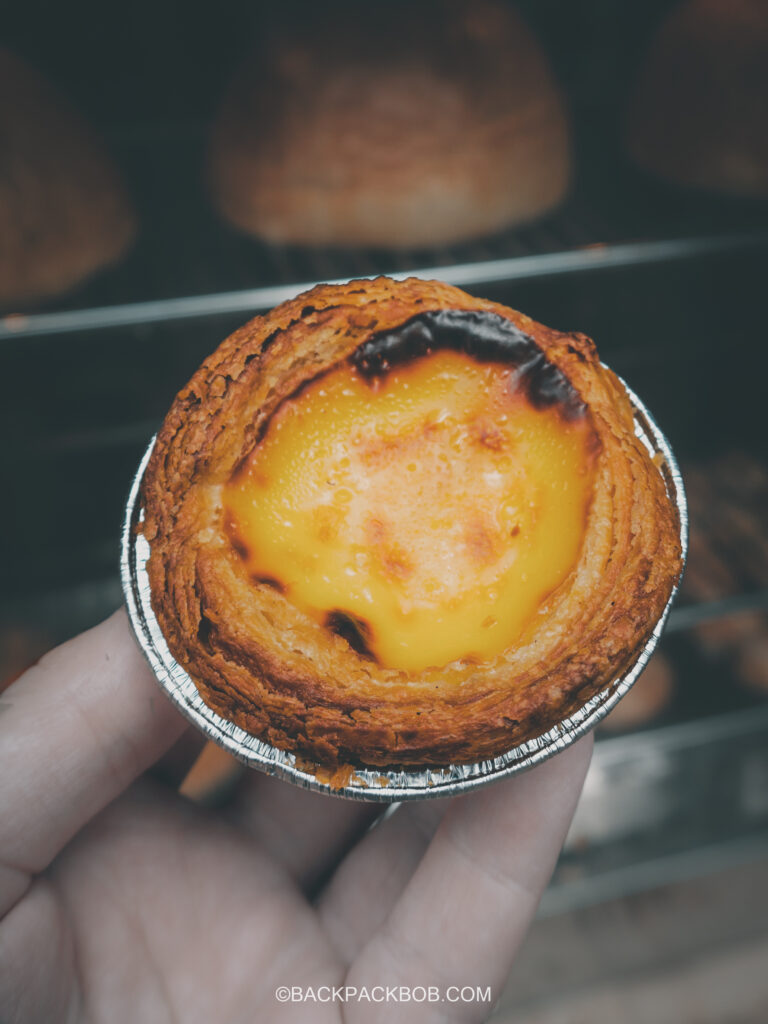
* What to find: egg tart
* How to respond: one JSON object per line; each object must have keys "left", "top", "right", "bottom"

{"left": 142, "top": 277, "right": 683, "bottom": 769}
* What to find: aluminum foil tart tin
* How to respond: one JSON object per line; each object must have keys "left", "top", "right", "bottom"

{"left": 121, "top": 377, "right": 687, "bottom": 802}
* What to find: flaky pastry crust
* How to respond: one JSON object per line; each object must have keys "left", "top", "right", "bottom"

{"left": 142, "top": 277, "right": 682, "bottom": 768}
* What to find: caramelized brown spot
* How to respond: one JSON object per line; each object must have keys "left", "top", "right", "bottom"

{"left": 313, "top": 504, "right": 344, "bottom": 543}
{"left": 473, "top": 421, "right": 507, "bottom": 451}
{"left": 351, "top": 309, "right": 587, "bottom": 421}
{"left": 365, "top": 517, "right": 414, "bottom": 583}
{"left": 382, "top": 546, "right": 414, "bottom": 582}
{"left": 356, "top": 423, "right": 439, "bottom": 469}
{"left": 366, "top": 516, "right": 386, "bottom": 545}
{"left": 253, "top": 575, "right": 285, "bottom": 592}
{"left": 464, "top": 519, "right": 499, "bottom": 565}
{"left": 225, "top": 514, "right": 251, "bottom": 561}
{"left": 325, "top": 610, "right": 376, "bottom": 660}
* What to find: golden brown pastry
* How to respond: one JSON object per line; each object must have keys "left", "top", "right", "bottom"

{"left": 207, "top": 0, "right": 570, "bottom": 247}
{"left": 142, "top": 277, "right": 682, "bottom": 769}
{"left": 626, "top": 0, "right": 768, "bottom": 197}
{"left": 0, "top": 49, "right": 136, "bottom": 306}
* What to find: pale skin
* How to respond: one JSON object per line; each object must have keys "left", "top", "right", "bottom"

{"left": 0, "top": 610, "right": 592, "bottom": 1023}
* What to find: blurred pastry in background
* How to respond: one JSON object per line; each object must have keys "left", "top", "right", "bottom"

{"left": 626, "top": 0, "right": 768, "bottom": 197}
{"left": 598, "top": 652, "right": 675, "bottom": 734}
{"left": 180, "top": 741, "right": 244, "bottom": 805}
{"left": 208, "top": 0, "right": 570, "bottom": 248}
{"left": 737, "top": 634, "right": 768, "bottom": 695}
{"left": 0, "top": 49, "right": 136, "bottom": 307}
{"left": 682, "top": 452, "right": 768, "bottom": 696}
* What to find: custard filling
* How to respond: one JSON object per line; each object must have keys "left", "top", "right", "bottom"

{"left": 223, "top": 335, "right": 598, "bottom": 672}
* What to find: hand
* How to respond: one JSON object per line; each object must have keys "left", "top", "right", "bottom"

{"left": 0, "top": 610, "right": 591, "bottom": 1023}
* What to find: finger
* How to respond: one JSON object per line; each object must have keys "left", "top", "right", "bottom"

{"left": 344, "top": 737, "right": 592, "bottom": 1024}
{"left": 229, "top": 774, "right": 381, "bottom": 891}
{"left": 0, "top": 609, "right": 186, "bottom": 918}
{"left": 318, "top": 798, "right": 450, "bottom": 962}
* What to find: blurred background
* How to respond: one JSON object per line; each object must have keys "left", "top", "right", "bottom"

{"left": 2, "top": 1, "right": 768, "bottom": 1019}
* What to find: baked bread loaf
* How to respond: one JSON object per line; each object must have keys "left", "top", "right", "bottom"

{"left": 142, "top": 276, "right": 682, "bottom": 769}
{"left": 626, "top": 0, "right": 768, "bottom": 196}
{"left": 0, "top": 49, "right": 136, "bottom": 306}
{"left": 207, "top": 0, "right": 570, "bottom": 247}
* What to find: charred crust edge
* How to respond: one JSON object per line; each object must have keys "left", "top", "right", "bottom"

{"left": 324, "top": 609, "right": 377, "bottom": 661}
{"left": 351, "top": 309, "right": 587, "bottom": 420}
